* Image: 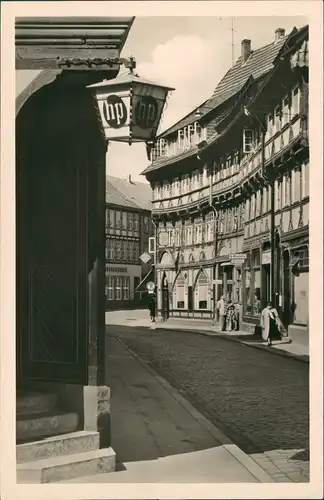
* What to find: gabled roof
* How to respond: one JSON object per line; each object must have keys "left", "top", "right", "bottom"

{"left": 106, "top": 175, "right": 152, "bottom": 211}
{"left": 158, "top": 32, "right": 289, "bottom": 139}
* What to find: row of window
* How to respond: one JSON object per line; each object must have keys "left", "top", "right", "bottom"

{"left": 106, "top": 210, "right": 150, "bottom": 234}
{"left": 243, "top": 87, "right": 300, "bottom": 153}
{"left": 244, "top": 163, "right": 309, "bottom": 221}
{"left": 151, "top": 122, "right": 207, "bottom": 162}
{"left": 106, "top": 276, "right": 130, "bottom": 301}
{"left": 152, "top": 85, "right": 303, "bottom": 200}
{"left": 156, "top": 160, "right": 309, "bottom": 224}
{"left": 106, "top": 238, "right": 140, "bottom": 263}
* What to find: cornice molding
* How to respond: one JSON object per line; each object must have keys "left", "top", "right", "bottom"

{"left": 15, "top": 17, "right": 134, "bottom": 70}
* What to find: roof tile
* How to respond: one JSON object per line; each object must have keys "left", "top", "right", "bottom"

{"left": 158, "top": 35, "right": 289, "bottom": 139}
{"left": 106, "top": 175, "right": 152, "bottom": 211}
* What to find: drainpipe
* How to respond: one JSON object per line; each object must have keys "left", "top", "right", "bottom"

{"left": 151, "top": 216, "right": 158, "bottom": 310}
{"left": 209, "top": 172, "right": 218, "bottom": 324}
{"left": 261, "top": 122, "right": 275, "bottom": 307}
{"left": 270, "top": 173, "right": 276, "bottom": 307}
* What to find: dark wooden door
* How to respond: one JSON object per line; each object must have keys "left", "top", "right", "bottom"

{"left": 16, "top": 80, "right": 98, "bottom": 386}
{"left": 188, "top": 286, "right": 193, "bottom": 312}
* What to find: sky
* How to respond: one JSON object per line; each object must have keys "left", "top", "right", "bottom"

{"left": 16, "top": 16, "right": 307, "bottom": 183}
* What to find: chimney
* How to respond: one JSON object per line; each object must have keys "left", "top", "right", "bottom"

{"left": 275, "top": 28, "right": 285, "bottom": 41}
{"left": 241, "top": 39, "right": 251, "bottom": 64}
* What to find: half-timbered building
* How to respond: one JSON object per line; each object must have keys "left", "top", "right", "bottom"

{"left": 142, "top": 26, "right": 309, "bottom": 343}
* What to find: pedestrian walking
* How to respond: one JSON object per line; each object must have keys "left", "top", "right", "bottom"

{"left": 216, "top": 295, "right": 227, "bottom": 331}
{"left": 260, "top": 302, "right": 281, "bottom": 346}
{"left": 225, "top": 300, "right": 236, "bottom": 331}
{"left": 148, "top": 293, "right": 156, "bottom": 323}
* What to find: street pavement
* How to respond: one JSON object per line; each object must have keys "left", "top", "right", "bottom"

{"left": 106, "top": 309, "right": 309, "bottom": 360}
{"left": 64, "top": 333, "right": 271, "bottom": 483}
{"left": 106, "top": 322, "right": 309, "bottom": 483}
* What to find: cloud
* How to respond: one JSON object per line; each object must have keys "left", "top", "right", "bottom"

{"left": 108, "top": 34, "right": 227, "bottom": 182}
{"left": 136, "top": 34, "right": 218, "bottom": 132}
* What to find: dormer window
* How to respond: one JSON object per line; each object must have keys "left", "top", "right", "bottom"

{"left": 243, "top": 129, "right": 254, "bottom": 154}
{"left": 159, "top": 138, "right": 167, "bottom": 156}
{"left": 178, "top": 130, "right": 185, "bottom": 150}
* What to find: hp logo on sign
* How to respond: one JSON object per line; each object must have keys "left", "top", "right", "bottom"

{"left": 135, "top": 96, "right": 159, "bottom": 128}
{"left": 103, "top": 95, "right": 127, "bottom": 129}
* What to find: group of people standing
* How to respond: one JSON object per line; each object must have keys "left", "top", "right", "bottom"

{"left": 216, "top": 295, "right": 282, "bottom": 345}
{"left": 215, "top": 296, "right": 239, "bottom": 332}
{"left": 149, "top": 291, "right": 282, "bottom": 345}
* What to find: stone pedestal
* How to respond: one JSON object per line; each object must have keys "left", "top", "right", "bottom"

{"left": 84, "top": 385, "right": 111, "bottom": 448}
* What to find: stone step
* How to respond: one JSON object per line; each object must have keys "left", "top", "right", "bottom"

{"left": 16, "top": 392, "right": 58, "bottom": 417}
{"left": 17, "top": 447, "right": 116, "bottom": 483}
{"left": 17, "top": 430, "right": 99, "bottom": 464}
{"left": 16, "top": 412, "right": 79, "bottom": 442}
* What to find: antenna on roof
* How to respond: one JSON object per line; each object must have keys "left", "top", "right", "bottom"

{"left": 231, "top": 17, "right": 235, "bottom": 66}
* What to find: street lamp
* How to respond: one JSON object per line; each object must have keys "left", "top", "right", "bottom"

{"left": 87, "top": 57, "right": 175, "bottom": 146}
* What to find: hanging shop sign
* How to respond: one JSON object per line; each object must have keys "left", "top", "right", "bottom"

{"left": 88, "top": 73, "right": 174, "bottom": 144}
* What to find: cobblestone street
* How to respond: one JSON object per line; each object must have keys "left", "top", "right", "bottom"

{"left": 108, "top": 325, "right": 309, "bottom": 483}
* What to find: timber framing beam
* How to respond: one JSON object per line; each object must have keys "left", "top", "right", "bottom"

{"left": 15, "top": 16, "right": 134, "bottom": 70}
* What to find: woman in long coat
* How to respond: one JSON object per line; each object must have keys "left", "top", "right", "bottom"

{"left": 260, "top": 302, "right": 281, "bottom": 346}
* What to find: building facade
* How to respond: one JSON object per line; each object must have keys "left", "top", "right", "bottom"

{"left": 105, "top": 175, "right": 153, "bottom": 309}
{"left": 142, "top": 26, "right": 309, "bottom": 341}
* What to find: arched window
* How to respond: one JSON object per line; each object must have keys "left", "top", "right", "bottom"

{"left": 188, "top": 196, "right": 193, "bottom": 204}
{"left": 173, "top": 272, "right": 186, "bottom": 309}
{"left": 179, "top": 253, "right": 185, "bottom": 265}
{"left": 195, "top": 271, "right": 209, "bottom": 310}
{"left": 178, "top": 197, "right": 182, "bottom": 206}
{"left": 189, "top": 254, "right": 195, "bottom": 263}
{"left": 160, "top": 201, "right": 164, "bottom": 209}
{"left": 168, "top": 200, "right": 173, "bottom": 208}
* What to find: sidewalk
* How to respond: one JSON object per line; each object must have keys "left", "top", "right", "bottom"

{"left": 106, "top": 310, "right": 309, "bottom": 362}
{"left": 63, "top": 335, "right": 272, "bottom": 483}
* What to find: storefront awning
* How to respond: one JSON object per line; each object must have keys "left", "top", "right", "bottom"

{"left": 290, "top": 40, "right": 309, "bottom": 69}
{"left": 220, "top": 261, "right": 232, "bottom": 266}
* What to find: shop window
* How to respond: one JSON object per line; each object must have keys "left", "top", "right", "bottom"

{"left": 244, "top": 253, "right": 252, "bottom": 314}
{"left": 293, "top": 246, "right": 309, "bottom": 268}
{"left": 174, "top": 273, "right": 185, "bottom": 309}
{"left": 123, "top": 276, "right": 130, "bottom": 300}
{"left": 196, "top": 271, "right": 208, "bottom": 309}
{"left": 107, "top": 276, "right": 114, "bottom": 300}
{"left": 115, "top": 277, "right": 122, "bottom": 300}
